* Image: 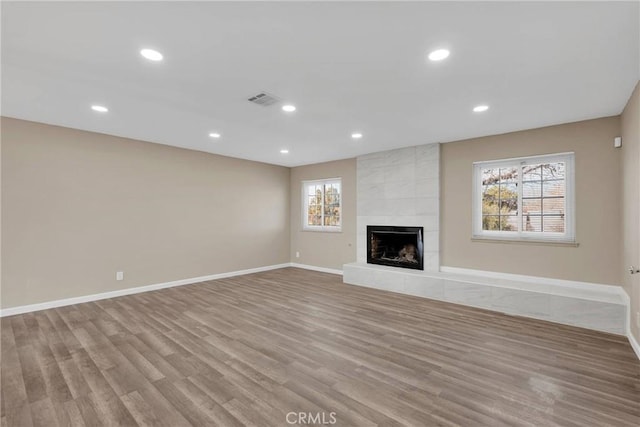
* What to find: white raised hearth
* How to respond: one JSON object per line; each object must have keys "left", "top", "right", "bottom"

{"left": 343, "top": 262, "right": 627, "bottom": 335}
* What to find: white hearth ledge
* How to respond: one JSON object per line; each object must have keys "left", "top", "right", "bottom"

{"left": 343, "top": 262, "right": 627, "bottom": 336}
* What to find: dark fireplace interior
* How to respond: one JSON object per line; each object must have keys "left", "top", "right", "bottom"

{"left": 367, "top": 226, "right": 424, "bottom": 270}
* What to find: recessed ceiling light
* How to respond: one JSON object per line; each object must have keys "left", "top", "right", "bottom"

{"left": 351, "top": 133, "right": 363, "bottom": 139}
{"left": 428, "top": 49, "right": 450, "bottom": 61}
{"left": 140, "top": 48, "right": 163, "bottom": 61}
{"left": 280, "top": 149, "right": 289, "bottom": 154}
{"left": 473, "top": 105, "right": 490, "bottom": 112}
{"left": 209, "top": 132, "right": 221, "bottom": 138}
{"left": 282, "top": 105, "right": 296, "bottom": 112}
{"left": 91, "top": 105, "right": 108, "bottom": 113}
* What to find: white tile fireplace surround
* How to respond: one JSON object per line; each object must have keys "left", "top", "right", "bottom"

{"left": 356, "top": 144, "right": 440, "bottom": 270}
{"left": 344, "top": 143, "right": 627, "bottom": 335}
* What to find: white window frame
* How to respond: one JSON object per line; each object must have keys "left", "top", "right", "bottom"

{"left": 472, "top": 152, "right": 575, "bottom": 243}
{"left": 302, "top": 177, "right": 342, "bottom": 232}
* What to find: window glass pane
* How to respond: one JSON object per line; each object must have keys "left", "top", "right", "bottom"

{"left": 482, "top": 215, "right": 517, "bottom": 231}
{"left": 522, "top": 199, "right": 541, "bottom": 214}
{"left": 324, "top": 202, "right": 336, "bottom": 216}
{"left": 307, "top": 185, "right": 321, "bottom": 227}
{"left": 482, "top": 215, "right": 501, "bottom": 231}
{"left": 499, "top": 167, "right": 518, "bottom": 184}
{"left": 500, "top": 182, "right": 517, "bottom": 195}
{"left": 543, "top": 180, "right": 565, "bottom": 197}
{"left": 500, "top": 198, "right": 518, "bottom": 214}
{"left": 481, "top": 167, "right": 518, "bottom": 231}
{"left": 308, "top": 214, "right": 321, "bottom": 226}
{"left": 476, "top": 155, "right": 572, "bottom": 240}
{"left": 521, "top": 162, "right": 567, "bottom": 234}
{"left": 523, "top": 165, "right": 541, "bottom": 181}
{"left": 325, "top": 184, "right": 340, "bottom": 206}
{"left": 523, "top": 214, "right": 542, "bottom": 232}
{"left": 502, "top": 216, "right": 518, "bottom": 231}
{"left": 541, "top": 162, "right": 565, "bottom": 180}
{"left": 324, "top": 185, "right": 331, "bottom": 205}
{"left": 543, "top": 197, "right": 564, "bottom": 214}
{"left": 482, "top": 184, "right": 499, "bottom": 215}
{"left": 542, "top": 215, "right": 565, "bottom": 233}
{"left": 482, "top": 168, "right": 500, "bottom": 185}
{"left": 522, "top": 181, "right": 541, "bottom": 198}
{"left": 324, "top": 214, "right": 339, "bottom": 226}
{"left": 303, "top": 179, "right": 342, "bottom": 229}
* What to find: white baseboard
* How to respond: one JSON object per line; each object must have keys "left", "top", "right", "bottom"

{"left": 0, "top": 263, "right": 291, "bottom": 317}
{"left": 289, "top": 263, "right": 343, "bottom": 276}
{"left": 628, "top": 332, "right": 640, "bottom": 361}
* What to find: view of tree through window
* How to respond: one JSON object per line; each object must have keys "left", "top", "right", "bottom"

{"left": 304, "top": 179, "right": 341, "bottom": 230}
{"left": 482, "top": 167, "right": 518, "bottom": 231}
{"left": 475, "top": 153, "right": 573, "bottom": 241}
{"left": 482, "top": 162, "right": 566, "bottom": 233}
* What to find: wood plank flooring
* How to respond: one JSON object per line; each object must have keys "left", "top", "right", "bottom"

{"left": 2, "top": 267, "right": 639, "bottom": 426}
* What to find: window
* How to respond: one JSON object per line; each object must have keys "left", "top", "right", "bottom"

{"left": 472, "top": 152, "right": 575, "bottom": 243}
{"left": 302, "top": 178, "right": 342, "bottom": 231}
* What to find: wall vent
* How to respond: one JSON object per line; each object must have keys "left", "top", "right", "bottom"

{"left": 247, "top": 92, "right": 281, "bottom": 107}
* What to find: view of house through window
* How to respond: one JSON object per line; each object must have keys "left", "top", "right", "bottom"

{"left": 473, "top": 153, "right": 575, "bottom": 242}
{"left": 303, "top": 178, "right": 341, "bottom": 231}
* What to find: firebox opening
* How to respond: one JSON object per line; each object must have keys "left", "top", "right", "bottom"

{"left": 367, "top": 226, "right": 424, "bottom": 270}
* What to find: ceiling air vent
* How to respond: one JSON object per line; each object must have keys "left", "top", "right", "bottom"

{"left": 247, "top": 92, "right": 281, "bottom": 107}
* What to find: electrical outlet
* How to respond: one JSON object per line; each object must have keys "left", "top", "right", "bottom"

{"left": 116, "top": 271, "right": 124, "bottom": 281}
{"left": 296, "top": 251, "right": 300, "bottom": 258}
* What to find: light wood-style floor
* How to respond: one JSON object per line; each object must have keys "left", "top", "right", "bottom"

{"left": 2, "top": 268, "right": 639, "bottom": 426}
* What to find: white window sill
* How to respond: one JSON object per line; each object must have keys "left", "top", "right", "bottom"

{"left": 302, "top": 227, "right": 342, "bottom": 233}
{"left": 471, "top": 237, "right": 579, "bottom": 247}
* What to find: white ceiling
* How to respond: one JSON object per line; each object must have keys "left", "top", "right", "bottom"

{"left": 2, "top": 1, "right": 639, "bottom": 167}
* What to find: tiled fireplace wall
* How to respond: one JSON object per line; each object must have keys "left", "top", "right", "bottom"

{"left": 356, "top": 144, "right": 440, "bottom": 271}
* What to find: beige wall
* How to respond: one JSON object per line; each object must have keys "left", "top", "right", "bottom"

{"left": 290, "top": 159, "right": 357, "bottom": 270}
{"left": 1, "top": 117, "right": 291, "bottom": 309}
{"left": 621, "top": 81, "right": 640, "bottom": 341}
{"left": 441, "top": 116, "right": 622, "bottom": 285}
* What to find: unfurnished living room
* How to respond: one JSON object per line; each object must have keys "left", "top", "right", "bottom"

{"left": 1, "top": 1, "right": 640, "bottom": 426}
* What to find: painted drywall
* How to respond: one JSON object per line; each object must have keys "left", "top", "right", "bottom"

{"left": 1, "top": 117, "right": 291, "bottom": 309}
{"left": 441, "top": 116, "right": 622, "bottom": 285}
{"left": 290, "top": 159, "right": 356, "bottom": 270}
{"left": 621, "top": 81, "right": 640, "bottom": 341}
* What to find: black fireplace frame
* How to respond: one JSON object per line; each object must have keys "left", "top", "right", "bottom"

{"left": 367, "top": 225, "right": 424, "bottom": 270}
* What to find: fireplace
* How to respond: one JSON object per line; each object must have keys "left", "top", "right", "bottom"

{"left": 367, "top": 226, "right": 424, "bottom": 270}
